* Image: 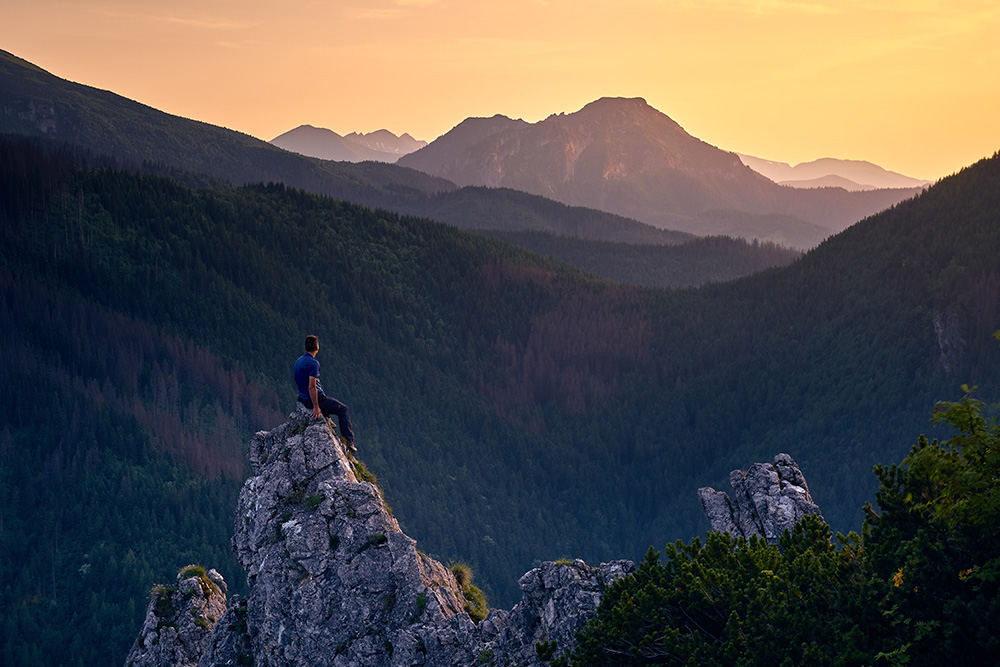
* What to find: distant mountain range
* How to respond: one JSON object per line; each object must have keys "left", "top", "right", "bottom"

{"left": 0, "top": 48, "right": 798, "bottom": 286}
{"left": 398, "top": 97, "right": 925, "bottom": 248}
{"left": 270, "top": 125, "right": 426, "bottom": 163}
{"left": 738, "top": 154, "right": 932, "bottom": 191}
{"left": 0, "top": 51, "right": 665, "bottom": 247}
{"left": 0, "top": 47, "right": 919, "bottom": 255}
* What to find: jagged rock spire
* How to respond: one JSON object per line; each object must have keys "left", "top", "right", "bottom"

{"left": 206, "top": 407, "right": 480, "bottom": 666}
{"left": 124, "top": 406, "right": 635, "bottom": 667}
{"left": 697, "top": 453, "right": 822, "bottom": 542}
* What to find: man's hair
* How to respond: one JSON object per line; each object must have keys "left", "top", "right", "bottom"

{"left": 304, "top": 335, "right": 319, "bottom": 353}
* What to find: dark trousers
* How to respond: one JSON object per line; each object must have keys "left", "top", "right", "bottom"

{"left": 299, "top": 395, "right": 354, "bottom": 442}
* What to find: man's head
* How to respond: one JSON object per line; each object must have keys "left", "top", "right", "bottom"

{"left": 304, "top": 335, "right": 319, "bottom": 354}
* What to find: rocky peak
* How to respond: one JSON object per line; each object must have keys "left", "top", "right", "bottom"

{"left": 212, "top": 407, "right": 480, "bottom": 666}
{"left": 697, "top": 453, "right": 822, "bottom": 542}
{"left": 128, "top": 406, "right": 634, "bottom": 667}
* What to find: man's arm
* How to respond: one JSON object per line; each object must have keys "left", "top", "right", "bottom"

{"left": 308, "top": 376, "right": 322, "bottom": 418}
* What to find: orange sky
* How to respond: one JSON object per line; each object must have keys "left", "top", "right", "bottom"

{"left": 4, "top": 0, "right": 999, "bottom": 180}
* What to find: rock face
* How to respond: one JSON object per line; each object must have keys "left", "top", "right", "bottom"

{"left": 130, "top": 406, "right": 634, "bottom": 667}
{"left": 125, "top": 566, "right": 228, "bottom": 667}
{"left": 697, "top": 453, "right": 822, "bottom": 543}
{"left": 482, "top": 559, "right": 635, "bottom": 665}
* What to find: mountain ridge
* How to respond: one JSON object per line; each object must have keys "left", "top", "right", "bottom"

{"left": 738, "top": 153, "right": 932, "bottom": 191}
{"left": 398, "top": 96, "right": 924, "bottom": 247}
{"left": 270, "top": 125, "right": 427, "bottom": 163}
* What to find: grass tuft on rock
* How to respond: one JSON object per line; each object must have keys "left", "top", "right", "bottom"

{"left": 450, "top": 562, "right": 488, "bottom": 623}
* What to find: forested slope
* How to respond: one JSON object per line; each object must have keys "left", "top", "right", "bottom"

{"left": 481, "top": 231, "right": 800, "bottom": 287}
{"left": 1, "top": 136, "right": 998, "bottom": 667}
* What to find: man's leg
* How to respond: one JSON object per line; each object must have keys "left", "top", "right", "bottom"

{"left": 317, "top": 395, "right": 355, "bottom": 443}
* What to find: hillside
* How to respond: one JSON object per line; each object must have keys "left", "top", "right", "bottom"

{"left": 2, "top": 134, "right": 999, "bottom": 665}
{"left": 398, "top": 97, "right": 925, "bottom": 247}
{"left": 394, "top": 186, "right": 691, "bottom": 244}
{"left": 0, "top": 50, "right": 451, "bottom": 203}
{"left": 479, "top": 231, "right": 800, "bottom": 288}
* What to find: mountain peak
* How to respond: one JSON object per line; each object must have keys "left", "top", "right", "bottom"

{"left": 399, "top": 97, "right": 924, "bottom": 246}
{"left": 580, "top": 95, "right": 651, "bottom": 111}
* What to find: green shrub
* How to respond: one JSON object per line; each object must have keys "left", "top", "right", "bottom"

{"left": 449, "top": 562, "right": 473, "bottom": 588}
{"left": 463, "top": 586, "right": 488, "bottom": 623}
{"left": 305, "top": 494, "right": 324, "bottom": 511}
{"left": 535, "top": 640, "right": 558, "bottom": 662}
{"left": 350, "top": 457, "right": 377, "bottom": 485}
{"left": 178, "top": 565, "right": 207, "bottom": 580}
{"left": 151, "top": 585, "right": 177, "bottom": 620}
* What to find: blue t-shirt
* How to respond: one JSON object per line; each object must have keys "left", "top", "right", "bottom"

{"left": 293, "top": 353, "right": 324, "bottom": 401}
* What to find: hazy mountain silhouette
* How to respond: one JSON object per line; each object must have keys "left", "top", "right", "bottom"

{"left": 738, "top": 154, "right": 932, "bottom": 191}
{"left": 270, "top": 125, "right": 426, "bottom": 163}
{"left": 0, "top": 49, "right": 451, "bottom": 203}
{"left": 0, "top": 48, "right": 796, "bottom": 285}
{"left": 344, "top": 129, "right": 426, "bottom": 156}
{"left": 399, "top": 97, "right": 925, "bottom": 247}
{"left": 0, "top": 50, "right": 666, "bottom": 246}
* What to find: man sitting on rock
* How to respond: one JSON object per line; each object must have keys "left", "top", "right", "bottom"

{"left": 293, "top": 334, "right": 356, "bottom": 452}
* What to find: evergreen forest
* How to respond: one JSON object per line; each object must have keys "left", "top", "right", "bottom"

{"left": 1, "top": 135, "right": 999, "bottom": 666}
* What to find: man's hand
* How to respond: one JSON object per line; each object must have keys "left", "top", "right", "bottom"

{"left": 308, "top": 376, "right": 322, "bottom": 419}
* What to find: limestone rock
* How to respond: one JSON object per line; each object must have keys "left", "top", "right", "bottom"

{"left": 482, "top": 558, "right": 635, "bottom": 665}
{"left": 129, "top": 406, "right": 634, "bottom": 667}
{"left": 126, "top": 566, "right": 228, "bottom": 667}
{"left": 697, "top": 453, "right": 822, "bottom": 542}
{"left": 195, "top": 594, "right": 250, "bottom": 667}
{"left": 203, "top": 406, "right": 475, "bottom": 666}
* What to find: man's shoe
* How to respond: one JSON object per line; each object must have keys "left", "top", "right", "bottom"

{"left": 347, "top": 440, "right": 358, "bottom": 453}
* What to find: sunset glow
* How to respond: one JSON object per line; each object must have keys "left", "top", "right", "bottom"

{"left": 4, "top": 0, "right": 999, "bottom": 180}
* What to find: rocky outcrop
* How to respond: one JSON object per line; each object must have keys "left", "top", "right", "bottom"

{"left": 127, "top": 412, "right": 824, "bottom": 666}
{"left": 127, "top": 406, "right": 633, "bottom": 667}
{"left": 125, "top": 566, "right": 228, "bottom": 667}
{"left": 697, "top": 453, "right": 822, "bottom": 543}
{"left": 482, "top": 559, "right": 635, "bottom": 665}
